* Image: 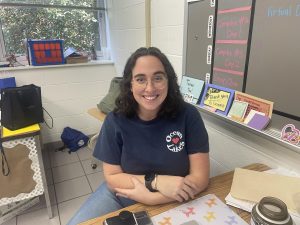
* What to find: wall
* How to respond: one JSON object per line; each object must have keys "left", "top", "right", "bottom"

{"left": 108, "top": 0, "right": 300, "bottom": 175}
{"left": 106, "top": 0, "right": 146, "bottom": 76}
{"left": 149, "top": 0, "right": 300, "bottom": 175}
{"left": 151, "top": 0, "right": 185, "bottom": 82}
{"left": 0, "top": 63, "right": 116, "bottom": 143}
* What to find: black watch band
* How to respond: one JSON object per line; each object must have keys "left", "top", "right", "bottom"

{"left": 144, "top": 172, "right": 156, "bottom": 192}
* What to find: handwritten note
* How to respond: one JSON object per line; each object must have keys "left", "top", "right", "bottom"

{"left": 200, "top": 84, "right": 235, "bottom": 116}
{"left": 211, "top": 0, "right": 254, "bottom": 91}
{"left": 204, "top": 88, "right": 230, "bottom": 111}
{"left": 180, "top": 76, "right": 205, "bottom": 104}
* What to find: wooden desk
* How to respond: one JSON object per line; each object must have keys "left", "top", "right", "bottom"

{"left": 80, "top": 163, "right": 270, "bottom": 225}
{"left": 87, "top": 108, "right": 107, "bottom": 122}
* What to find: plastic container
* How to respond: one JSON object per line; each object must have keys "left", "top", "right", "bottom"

{"left": 251, "top": 196, "right": 294, "bottom": 225}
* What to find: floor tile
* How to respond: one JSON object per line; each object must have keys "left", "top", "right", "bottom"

{"left": 17, "top": 205, "right": 60, "bottom": 225}
{"left": 55, "top": 176, "right": 92, "bottom": 203}
{"left": 81, "top": 159, "right": 102, "bottom": 175}
{"left": 50, "top": 149, "right": 79, "bottom": 168}
{"left": 76, "top": 147, "right": 93, "bottom": 161}
{"left": 52, "top": 162, "right": 85, "bottom": 184}
{"left": 1, "top": 217, "right": 16, "bottom": 225}
{"left": 57, "top": 194, "right": 91, "bottom": 225}
{"left": 87, "top": 172, "right": 105, "bottom": 192}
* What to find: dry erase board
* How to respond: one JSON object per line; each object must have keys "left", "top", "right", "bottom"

{"left": 246, "top": 0, "right": 300, "bottom": 121}
{"left": 184, "top": 0, "right": 300, "bottom": 124}
{"left": 185, "top": 0, "right": 215, "bottom": 81}
{"left": 212, "top": 0, "right": 253, "bottom": 91}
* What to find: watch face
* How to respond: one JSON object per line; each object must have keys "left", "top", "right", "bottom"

{"left": 145, "top": 173, "right": 155, "bottom": 181}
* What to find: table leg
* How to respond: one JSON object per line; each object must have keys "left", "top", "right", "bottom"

{"left": 34, "top": 135, "right": 53, "bottom": 219}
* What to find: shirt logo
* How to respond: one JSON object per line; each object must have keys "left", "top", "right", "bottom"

{"left": 166, "top": 131, "right": 185, "bottom": 152}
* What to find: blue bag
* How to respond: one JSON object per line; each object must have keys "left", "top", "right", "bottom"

{"left": 59, "top": 127, "right": 89, "bottom": 153}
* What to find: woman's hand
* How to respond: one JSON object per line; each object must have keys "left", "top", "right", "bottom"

{"left": 115, "top": 176, "right": 154, "bottom": 205}
{"left": 156, "top": 175, "right": 198, "bottom": 202}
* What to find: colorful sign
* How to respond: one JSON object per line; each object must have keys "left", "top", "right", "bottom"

{"left": 281, "top": 124, "right": 300, "bottom": 145}
{"left": 200, "top": 84, "right": 235, "bottom": 116}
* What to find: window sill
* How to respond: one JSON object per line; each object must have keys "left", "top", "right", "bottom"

{"left": 0, "top": 60, "right": 114, "bottom": 72}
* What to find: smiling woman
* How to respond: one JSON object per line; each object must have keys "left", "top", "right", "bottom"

{"left": 130, "top": 55, "right": 168, "bottom": 121}
{"left": 67, "top": 47, "right": 210, "bottom": 225}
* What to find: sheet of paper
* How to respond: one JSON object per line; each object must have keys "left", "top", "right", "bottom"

{"left": 152, "top": 194, "right": 248, "bottom": 225}
{"left": 230, "top": 168, "right": 300, "bottom": 213}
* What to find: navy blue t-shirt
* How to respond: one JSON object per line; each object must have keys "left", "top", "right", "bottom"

{"left": 93, "top": 102, "right": 209, "bottom": 177}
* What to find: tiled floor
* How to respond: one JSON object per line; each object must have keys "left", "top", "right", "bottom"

{"left": 2, "top": 145, "right": 104, "bottom": 225}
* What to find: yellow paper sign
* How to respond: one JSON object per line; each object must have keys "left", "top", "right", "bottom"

{"left": 203, "top": 87, "right": 230, "bottom": 111}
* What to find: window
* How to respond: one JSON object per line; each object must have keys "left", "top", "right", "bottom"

{"left": 0, "top": 0, "right": 107, "bottom": 63}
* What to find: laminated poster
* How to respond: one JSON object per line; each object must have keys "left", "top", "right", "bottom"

{"left": 152, "top": 194, "right": 248, "bottom": 225}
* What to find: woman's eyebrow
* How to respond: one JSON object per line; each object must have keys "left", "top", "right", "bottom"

{"left": 153, "top": 71, "right": 166, "bottom": 75}
{"left": 132, "top": 74, "right": 145, "bottom": 78}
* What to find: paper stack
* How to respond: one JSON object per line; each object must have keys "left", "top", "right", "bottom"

{"left": 226, "top": 168, "right": 300, "bottom": 224}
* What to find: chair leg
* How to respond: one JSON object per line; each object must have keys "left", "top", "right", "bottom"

{"left": 91, "top": 163, "right": 97, "bottom": 169}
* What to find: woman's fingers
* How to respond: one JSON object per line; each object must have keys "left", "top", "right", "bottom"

{"left": 177, "top": 189, "right": 189, "bottom": 201}
{"left": 184, "top": 178, "right": 198, "bottom": 191}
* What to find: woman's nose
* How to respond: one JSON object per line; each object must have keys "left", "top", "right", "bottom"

{"left": 144, "top": 80, "right": 155, "bottom": 91}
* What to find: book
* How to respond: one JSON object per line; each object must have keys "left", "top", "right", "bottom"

{"left": 228, "top": 100, "right": 248, "bottom": 121}
{"left": 244, "top": 109, "right": 265, "bottom": 125}
{"left": 247, "top": 113, "right": 270, "bottom": 131}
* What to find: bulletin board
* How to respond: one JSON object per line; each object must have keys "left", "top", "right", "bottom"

{"left": 183, "top": 0, "right": 300, "bottom": 126}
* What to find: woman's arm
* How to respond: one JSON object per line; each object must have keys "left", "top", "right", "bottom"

{"left": 103, "top": 152, "right": 209, "bottom": 204}
{"left": 103, "top": 162, "right": 175, "bottom": 205}
{"left": 155, "top": 152, "right": 210, "bottom": 201}
{"left": 184, "top": 152, "right": 210, "bottom": 194}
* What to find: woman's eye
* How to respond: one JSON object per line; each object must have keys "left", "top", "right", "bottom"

{"left": 136, "top": 77, "right": 146, "bottom": 83}
{"left": 154, "top": 75, "right": 164, "bottom": 82}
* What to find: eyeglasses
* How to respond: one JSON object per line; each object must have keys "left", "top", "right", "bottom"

{"left": 132, "top": 73, "right": 168, "bottom": 89}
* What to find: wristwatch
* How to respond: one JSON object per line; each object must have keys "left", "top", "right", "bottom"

{"left": 144, "top": 172, "right": 157, "bottom": 192}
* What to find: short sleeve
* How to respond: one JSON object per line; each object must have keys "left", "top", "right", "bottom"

{"left": 185, "top": 105, "right": 209, "bottom": 154}
{"left": 93, "top": 113, "right": 123, "bottom": 165}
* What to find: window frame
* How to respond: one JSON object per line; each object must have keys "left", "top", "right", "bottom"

{"left": 0, "top": 0, "right": 108, "bottom": 63}
{"left": 0, "top": 20, "right": 6, "bottom": 61}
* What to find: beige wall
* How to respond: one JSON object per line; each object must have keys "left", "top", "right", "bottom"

{"left": 107, "top": 0, "right": 146, "bottom": 76}
{"left": 0, "top": 63, "right": 116, "bottom": 143}
{"left": 108, "top": 0, "right": 300, "bottom": 175}
{"left": 2, "top": 0, "right": 298, "bottom": 174}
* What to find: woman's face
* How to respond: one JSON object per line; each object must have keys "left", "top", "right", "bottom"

{"left": 131, "top": 55, "right": 168, "bottom": 120}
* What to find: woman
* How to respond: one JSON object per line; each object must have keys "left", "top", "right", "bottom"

{"left": 68, "top": 47, "right": 209, "bottom": 225}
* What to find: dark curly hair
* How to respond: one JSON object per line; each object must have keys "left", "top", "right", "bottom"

{"left": 114, "top": 47, "right": 184, "bottom": 118}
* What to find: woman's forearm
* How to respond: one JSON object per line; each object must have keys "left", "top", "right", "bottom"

{"left": 105, "top": 172, "right": 144, "bottom": 190}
